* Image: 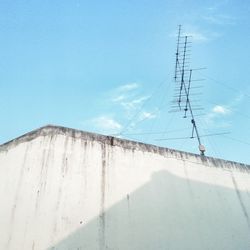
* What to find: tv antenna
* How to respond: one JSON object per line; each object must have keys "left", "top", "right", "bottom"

{"left": 171, "top": 25, "right": 206, "bottom": 155}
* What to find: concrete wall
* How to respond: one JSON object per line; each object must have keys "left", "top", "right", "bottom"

{"left": 0, "top": 125, "right": 250, "bottom": 250}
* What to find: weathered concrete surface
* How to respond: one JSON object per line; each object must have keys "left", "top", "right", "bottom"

{"left": 0, "top": 125, "right": 250, "bottom": 250}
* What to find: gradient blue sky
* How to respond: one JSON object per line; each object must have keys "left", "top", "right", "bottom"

{"left": 1, "top": 0, "right": 250, "bottom": 164}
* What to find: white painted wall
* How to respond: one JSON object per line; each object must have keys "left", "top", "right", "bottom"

{"left": 0, "top": 126, "right": 250, "bottom": 250}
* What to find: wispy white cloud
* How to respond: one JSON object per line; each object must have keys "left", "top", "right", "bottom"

{"left": 112, "top": 95, "right": 126, "bottom": 102}
{"left": 139, "top": 111, "right": 157, "bottom": 121}
{"left": 205, "top": 91, "right": 246, "bottom": 128}
{"left": 121, "top": 96, "right": 150, "bottom": 111}
{"left": 94, "top": 82, "right": 160, "bottom": 134}
{"left": 112, "top": 82, "right": 141, "bottom": 105}
{"left": 125, "top": 109, "right": 159, "bottom": 132}
{"left": 229, "top": 93, "right": 245, "bottom": 107}
{"left": 184, "top": 27, "right": 222, "bottom": 42}
{"left": 204, "top": 104, "right": 232, "bottom": 128}
{"left": 202, "top": 14, "right": 236, "bottom": 25}
{"left": 93, "top": 116, "right": 122, "bottom": 130}
{"left": 204, "top": 1, "right": 236, "bottom": 26}
{"left": 206, "top": 0, "right": 230, "bottom": 12}
{"left": 111, "top": 82, "right": 151, "bottom": 117}
{"left": 84, "top": 115, "right": 122, "bottom": 134}
{"left": 183, "top": 31, "right": 208, "bottom": 42}
{"left": 212, "top": 105, "right": 231, "bottom": 115}
{"left": 117, "top": 82, "right": 139, "bottom": 92}
{"left": 170, "top": 25, "right": 219, "bottom": 43}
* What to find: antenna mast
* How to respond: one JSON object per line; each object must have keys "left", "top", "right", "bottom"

{"left": 173, "top": 25, "right": 206, "bottom": 155}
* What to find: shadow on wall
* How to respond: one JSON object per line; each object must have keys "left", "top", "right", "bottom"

{"left": 48, "top": 170, "right": 250, "bottom": 250}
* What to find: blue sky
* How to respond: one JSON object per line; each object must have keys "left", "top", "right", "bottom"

{"left": 1, "top": 0, "right": 250, "bottom": 164}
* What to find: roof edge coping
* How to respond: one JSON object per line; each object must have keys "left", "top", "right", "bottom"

{"left": 0, "top": 124, "right": 249, "bottom": 170}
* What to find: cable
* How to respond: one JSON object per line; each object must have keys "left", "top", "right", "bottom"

{"left": 198, "top": 72, "right": 250, "bottom": 99}
{"left": 155, "top": 132, "right": 230, "bottom": 141}
{"left": 119, "top": 77, "right": 172, "bottom": 135}
{"left": 222, "top": 135, "right": 250, "bottom": 146}
{"left": 198, "top": 118, "right": 222, "bottom": 159}
{"left": 116, "top": 127, "right": 190, "bottom": 136}
{"left": 144, "top": 81, "right": 172, "bottom": 141}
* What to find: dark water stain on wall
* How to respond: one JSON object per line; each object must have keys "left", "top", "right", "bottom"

{"left": 61, "top": 136, "right": 69, "bottom": 176}
{"left": 32, "top": 241, "right": 35, "bottom": 250}
{"left": 231, "top": 173, "right": 250, "bottom": 229}
{"left": 50, "top": 136, "right": 70, "bottom": 244}
{"left": 48, "top": 170, "right": 250, "bottom": 250}
{"left": 80, "top": 140, "right": 89, "bottom": 194}
{"left": 99, "top": 143, "right": 107, "bottom": 250}
{"left": 35, "top": 135, "right": 56, "bottom": 213}
{"left": 6, "top": 143, "right": 31, "bottom": 249}
{"left": 51, "top": 185, "right": 63, "bottom": 243}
